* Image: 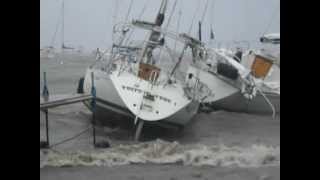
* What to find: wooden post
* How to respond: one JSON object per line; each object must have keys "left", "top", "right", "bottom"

{"left": 42, "top": 72, "right": 50, "bottom": 147}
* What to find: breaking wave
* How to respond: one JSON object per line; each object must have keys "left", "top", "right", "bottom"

{"left": 40, "top": 139, "right": 280, "bottom": 168}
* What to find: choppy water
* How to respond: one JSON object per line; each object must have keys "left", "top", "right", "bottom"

{"left": 40, "top": 139, "right": 279, "bottom": 168}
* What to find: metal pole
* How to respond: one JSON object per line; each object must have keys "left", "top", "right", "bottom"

{"left": 62, "top": 0, "right": 65, "bottom": 49}
{"left": 45, "top": 110, "right": 49, "bottom": 146}
{"left": 42, "top": 71, "right": 50, "bottom": 147}
{"left": 134, "top": 120, "right": 144, "bottom": 142}
{"left": 92, "top": 107, "right": 96, "bottom": 146}
{"left": 91, "top": 72, "right": 97, "bottom": 146}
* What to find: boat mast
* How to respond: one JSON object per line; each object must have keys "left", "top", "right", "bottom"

{"left": 174, "top": 9, "right": 182, "bottom": 52}
{"left": 62, "top": 0, "right": 65, "bottom": 49}
{"left": 140, "top": 0, "right": 168, "bottom": 64}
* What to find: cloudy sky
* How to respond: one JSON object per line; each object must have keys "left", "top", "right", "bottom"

{"left": 40, "top": 0, "right": 280, "bottom": 50}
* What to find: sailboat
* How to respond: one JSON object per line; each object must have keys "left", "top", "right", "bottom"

{"left": 81, "top": 0, "right": 200, "bottom": 140}
{"left": 176, "top": 20, "right": 258, "bottom": 106}
{"left": 60, "top": 0, "right": 75, "bottom": 54}
{"left": 40, "top": 46, "right": 55, "bottom": 59}
{"left": 209, "top": 34, "right": 280, "bottom": 114}
{"left": 41, "top": 0, "right": 75, "bottom": 60}
{"left": 189, "top": 0, "right": 279, "bottom": 115}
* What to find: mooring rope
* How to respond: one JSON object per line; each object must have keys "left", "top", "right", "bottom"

{"left": 49, "top": 125, "right": 92, "bottom": 148}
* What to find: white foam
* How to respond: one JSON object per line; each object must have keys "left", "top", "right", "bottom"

{"left": 40, "top": 139, "right": 280, "bottom": 168}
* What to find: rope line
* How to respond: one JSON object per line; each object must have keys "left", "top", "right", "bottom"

{"left": 49, "top": 125, "right": 92, "bottom": 148}
{"left": 261, "top": 2, "right": 280, "bottom": 37}
{"left": 188, "top": 2, "right": 201, "bottom": 35}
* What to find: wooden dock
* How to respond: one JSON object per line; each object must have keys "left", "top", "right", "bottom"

{"left": 40, "top": 94, "right": 93, "bottom": 110}
{"left": 40, "top": 72, "right": 110, "bottom": 148}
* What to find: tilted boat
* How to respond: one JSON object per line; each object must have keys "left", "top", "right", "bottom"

{"left": 209, "top": 34, "right": 280, "bottom": 114}
{"left": 81, "top": 0, "right": 200, "bottom": 140}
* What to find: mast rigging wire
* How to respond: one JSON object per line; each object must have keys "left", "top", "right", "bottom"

{"left": 157, "top": 0, "right": 178, "bottom": 66}
{"left": 125, "top": 0, "right": 134, "bottom": 22}
{"left": 200, "top": 0, "right": 210, "bottom": 23}
{"left": 260, "top": 2, "right": 280, "bottom": 37}
{"left": 174, "top": 9, "right": 182, "bottom": 52}
{"left": 124, "top": 0, "right": 151, "bottom": 45}
{"left": 188, "top": 1, "right": 201, "bottom": 35}
{"left": 112, "top": 0, "right": 120, "bottom": 42}
{"left": 50, "top": 9, "right": 63, "bottom": 48}
{"left": 165, "top": 0, "right": 178, "bottom": 29}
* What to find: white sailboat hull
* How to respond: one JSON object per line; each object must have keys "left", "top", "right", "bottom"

{"left": 210, "top": 91, "right": 280, "bottom": 114}
{"left": 186, "top": 65, "right": 239, "bottom": 103}
{"left": 83, "top": 68, "right": 199, "bottom": 127}
{"left": 208, "top": 51, "right": 280, "bottom": 114}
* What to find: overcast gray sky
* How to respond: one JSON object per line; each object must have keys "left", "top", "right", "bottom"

{"left": 40, "top": 0, "right": 280, "bottom": 50}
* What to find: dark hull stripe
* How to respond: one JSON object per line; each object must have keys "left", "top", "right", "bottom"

{"left": 96, "top": 98, "right": 132, "bottom": 114}
{"left": 85, "top": 97, "right": 194, "bottom": 127}
{"left": 84, "top": 97, "right": 132, "bottom": 115}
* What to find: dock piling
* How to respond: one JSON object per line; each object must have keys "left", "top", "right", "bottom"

{"left": 91, "top": 72, "right": 97, "bottom": 146}
{"left": 41, "top": 72, "right": 50, "bottom": 149}
{"left": 40, "top": 72, "right": 110, "bottom": 149}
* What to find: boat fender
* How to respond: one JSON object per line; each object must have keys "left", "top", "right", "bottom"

{"left": 241, "top": 82, "right": 257, "bottom": 100}
{"left": 77, "top": 77, "right": 85, "bottom": 94}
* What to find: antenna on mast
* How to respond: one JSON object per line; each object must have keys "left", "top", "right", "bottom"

{"left": 62, "top": 0, "right": 65, "bottom": 49}
{"left": 198, "top": 21, "right": 202, "bottom": 41}
{"left": 209, "top": 0, "right": 216, "bottom": 43}
{"left": 155, "top": 0, "right": 168, "bottom": 26}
